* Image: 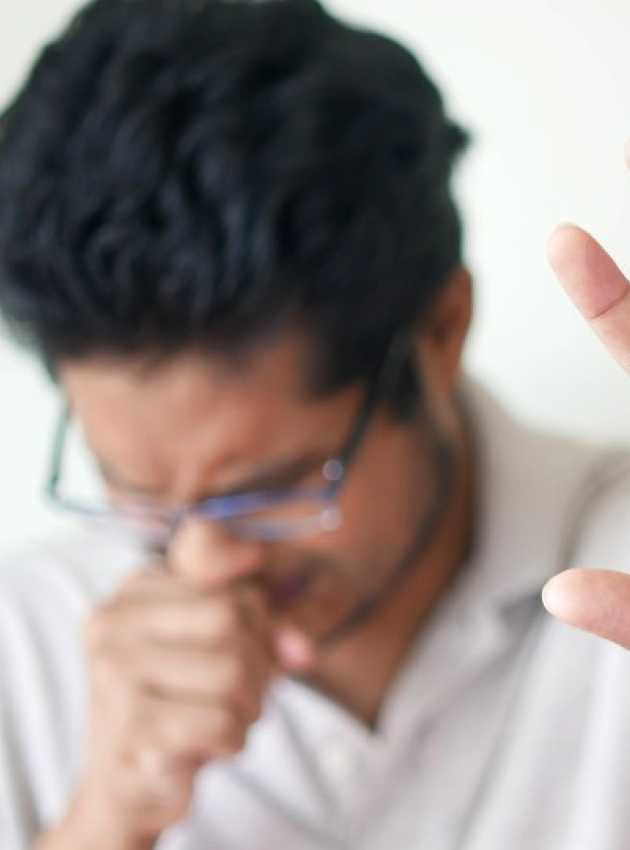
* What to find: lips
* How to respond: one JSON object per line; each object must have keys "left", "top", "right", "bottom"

{"left": 266, "top": 570, "right": 314, "bottom": 608}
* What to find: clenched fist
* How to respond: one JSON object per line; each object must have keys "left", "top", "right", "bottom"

{"left": 37, "top": 535, "right": 315, "bottom": 850}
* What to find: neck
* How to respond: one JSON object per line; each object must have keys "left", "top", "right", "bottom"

{"left": 303, "top": 401, "right": 477, "bottom": 728}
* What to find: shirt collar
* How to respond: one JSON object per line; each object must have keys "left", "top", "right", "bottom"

{"left": 458, "top": 371, "right": 605, "bottom": 612}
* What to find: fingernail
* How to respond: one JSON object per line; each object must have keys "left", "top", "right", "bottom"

{"left": 541, "top": 570, "right": 579, "bottom": 621}
{"left": 541, "top": 576, "right": 562, "bottom": 615}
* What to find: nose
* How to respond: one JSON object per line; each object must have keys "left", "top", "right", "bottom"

{"left": 167, "top": 516, "right": 267, "bottom": 591}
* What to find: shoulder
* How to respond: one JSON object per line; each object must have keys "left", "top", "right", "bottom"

{"left": 462, "top": 374, "right": 626, "bottom": 509}
{"left": 462, "top": 374, "right": 630, "bottom": 588}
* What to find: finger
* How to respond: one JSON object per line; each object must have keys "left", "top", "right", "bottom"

{"left": 135, "top": 700, "right": 248, "bottom": 762}
{"left": 135, "top": 643, "right": 271, "bottom": 721}
{"left": 548, "top": 223, "right": 630, "bottom": 372}
{"left": 168, "top": 518, "right": 266, "bottom": 591}
{"left": 115, "top": 752, "right": 196, "bottom": 818}
{"left": 116, "top": 566, "right": 199, "bottom": 600}
{"left": 542, "top": 567, "right": 630, "bottom": 649}
{"left": 94, "top": 591, "right": 272, "bottom": 651}
{"left": 233, "top": 584, "right": 275, "bottom": 648}
{"left": 91, "top": 600, "right": 244, "bottom": 649}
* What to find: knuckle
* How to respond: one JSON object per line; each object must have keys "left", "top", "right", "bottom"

{"left": 123, "top": 567, "right": 145, "bottom": 584}
{"left": 161, "top": 780, "right": 196, "bottom": 816}
{"left": 157, "top": 712, "right": 226, "bottom": 760}
{"left": 92, "top": 648, "right": 127, "bottom": 690}
{"left": 214, "top": 602, "right": 242, "bottom": 635}
{"left": 238, "top": 589, "right": 268, "bottom": 626}
{"left": 242, "top": 692, "right": 263, "bottom": 724}
{"left": 239, "top": 586, "right": 267, "bottom": 616}
{"left": 163, "top": 720, "right": 204, "bottom": 755}
{"left": 126, "top": 700, "right": 154, "bottom": 737}
{"left": 137, "top": 705, "right": 250, "bottom": 761}
{"left": 213, "top": 711, "right": 246, "bottom": 754}
{"left": 93, "top": 636, "right": 139, "bottom": 685}
{"left": 85, "top": 608, "right": 114, "bottom": 651}
{"left": 121, "top": 570, "right": 153, "bottom": 593}
{"left": 223, "top": 655, "right": 251, "bottom": 692}
{"left": 227, "top": 721, "right": 248, "bottom": 752}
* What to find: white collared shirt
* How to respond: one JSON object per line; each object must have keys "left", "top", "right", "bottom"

{"left": 3, "top": 375, "right": 630, "bottom": 850}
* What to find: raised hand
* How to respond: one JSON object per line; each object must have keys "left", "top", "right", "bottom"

{"left": 544, "top": 178, "right": 630, "bottom": 648}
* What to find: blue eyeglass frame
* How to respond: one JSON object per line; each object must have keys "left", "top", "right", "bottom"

{"left": 44, "top": 334, "right": 408, "bottom": 542}
{"left": 44, "top": 380, "right": 377, "bottom": 542}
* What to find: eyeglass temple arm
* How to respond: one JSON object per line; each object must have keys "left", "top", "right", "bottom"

{"left": 45, "top": 402, "right": 72, "bottom": 498}
{"left": 337, "top": 330, "right": 412, "bottom": 472}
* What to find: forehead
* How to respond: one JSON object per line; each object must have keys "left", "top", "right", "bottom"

{"left": 59, "top": 334, "right": 360, "bottom": 498}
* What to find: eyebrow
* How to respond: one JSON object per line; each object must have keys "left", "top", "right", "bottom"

{"left": 97, "top": 450, "right": 329, "bottom": 503}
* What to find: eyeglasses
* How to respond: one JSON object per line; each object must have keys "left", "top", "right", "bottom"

{"left": 44, "top": 334, "right": 408, "bottom": 547}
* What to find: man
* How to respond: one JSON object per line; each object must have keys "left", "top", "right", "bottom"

{"left": 1, "top": 1, "right": 629, "bottom": 849}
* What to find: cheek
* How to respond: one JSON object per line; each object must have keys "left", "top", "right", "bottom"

{"left": 267, "top": 432, "right": 435, "bottom": 631}
{"left": 277, "top": 469, "right": 422, "bottom": 597}
{"left": 335, "top": 440, "right": 431, "bottom": 558}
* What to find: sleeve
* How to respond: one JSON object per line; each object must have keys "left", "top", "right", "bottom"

{"left": 0, "top": 563, "right": 90, "bottom": 850}
{"left": 0, "top": 588, "right": 48, "bottom": 849}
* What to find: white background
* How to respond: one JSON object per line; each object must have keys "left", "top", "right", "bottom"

{"left": 2, "top": 1, "right": 630, "bottom": 552}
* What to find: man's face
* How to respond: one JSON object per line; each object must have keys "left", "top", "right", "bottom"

{"left": 59, "top": 330, "right": 459, "bottom": 645}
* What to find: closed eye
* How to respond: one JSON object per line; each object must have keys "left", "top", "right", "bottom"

{"left": 97, "top": 452, "right": 332, "bottom": 506}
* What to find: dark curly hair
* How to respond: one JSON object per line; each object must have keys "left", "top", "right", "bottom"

{"left": 0, "top": 0, "right": 469, "bottom": 412}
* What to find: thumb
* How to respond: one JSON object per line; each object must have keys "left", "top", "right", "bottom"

{"left": 542, "top": 567, "right": 630, "bottom": 649}
{"left": 272, "top": 624, "right": 318, "bottom": 672}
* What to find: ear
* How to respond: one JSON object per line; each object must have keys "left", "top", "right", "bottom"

{"left": 415, "top": 265, "right": 473, "bottom": 397}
